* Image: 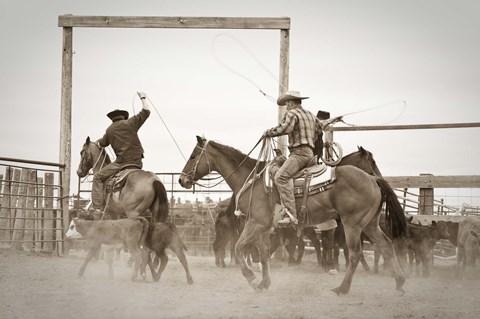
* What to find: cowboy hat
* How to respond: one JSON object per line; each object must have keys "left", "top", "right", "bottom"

{"left": 107, "top": 109, "right": 129, "bottom": 120}
{"left": 277, "top": 90, "right": 309, "bottom": 106}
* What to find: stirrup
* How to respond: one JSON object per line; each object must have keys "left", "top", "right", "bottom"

{"left": 277, "top": 215, "right": 298, "bottom": 227}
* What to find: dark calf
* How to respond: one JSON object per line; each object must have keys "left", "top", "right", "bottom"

{"left": 407, "top": 219, "right": 450, "bottom": 277}
{"left": 144, "top": 222, "right": 194, "bottom": 284}
{"left": 456, "top": 217, "right": 480, "bottom": 278}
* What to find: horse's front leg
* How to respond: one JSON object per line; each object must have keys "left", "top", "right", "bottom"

{"left": 257, "top": 229, "right": 272, "bottom": 290}
{"left": 235, "top": 220, "right": 268, "bottom": 291}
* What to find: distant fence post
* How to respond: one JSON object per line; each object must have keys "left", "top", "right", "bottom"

{"left": 23, "top": 170, "right": 37, "bottom": 252}
{"left": 419, "top": 173, "right": 434, "bottom": 215}
{"left": 0, "top": 168, "right": 11, "bottom": 243}
{"left": 13, "top": 169, "right": 29, "bottom": 249}
{"left": 44, "top": 173, "right": 54, "bottom": 252}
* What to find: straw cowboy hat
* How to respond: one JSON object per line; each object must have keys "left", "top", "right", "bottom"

{"left": 277, "top": 90, "right": 309, "bottom": 106}
{"left": 107, "top": 109, "right": 129, "bottom": 120}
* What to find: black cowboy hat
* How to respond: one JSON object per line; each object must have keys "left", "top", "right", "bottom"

{"left": 107, "top": 109, "right": 129, "bottom": 120}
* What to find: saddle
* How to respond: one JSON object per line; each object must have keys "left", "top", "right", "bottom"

{"left": 268, "top": 155, "right": 337, "bottom": 226}
{"left": 105, "top": 165, "right": 142, "bottom": 194}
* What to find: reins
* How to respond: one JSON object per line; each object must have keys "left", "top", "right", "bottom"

{"left": 186, "top": 136, "right": 265, "bottom": 189}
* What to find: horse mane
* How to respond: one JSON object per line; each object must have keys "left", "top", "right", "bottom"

{"left": 341, "top": 146, "right": 369, "bottom": 162}
{"left": 209, "top": 140, "right": 261, "bottom": 170}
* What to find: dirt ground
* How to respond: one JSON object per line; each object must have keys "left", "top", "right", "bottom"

{"left": 1, "top": 248, "right": 479, "bottom": 319}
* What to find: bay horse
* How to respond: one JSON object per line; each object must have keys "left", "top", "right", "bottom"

{"left": 77, "top": 136, "right": 169, "bottom": 223}
{"left": 179, "top": 136, "right": 407, "bottom": 294}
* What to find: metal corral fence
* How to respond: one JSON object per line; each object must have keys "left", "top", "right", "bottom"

{"left": 0, "top": 157, "right": 66, "bottom": 254}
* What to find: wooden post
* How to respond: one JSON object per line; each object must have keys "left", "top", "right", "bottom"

{"left": 0, "top": 168, "right": 10, "bottom": 243}
{"left": 44, "top": 173, "right": 54, "bottom": 252}
{"left": 419, "top": 173, "right": 434, "bottom": 215}
{"left": 24, "top": 170, "right": 37, "bottom": 252}
{"left": 13, "top": 169, "right": 29, "bottom": 249}
{"left": 277, "top": 28, "right": 290, "bottom": 155}
{"left": 60, "top": 26, "right": 73, "bottom": 242}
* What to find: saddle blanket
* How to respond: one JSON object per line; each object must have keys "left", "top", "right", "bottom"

{"left": 293, "top": 166, "right": 336, "bottom": 197}
{"left": 105, "top": 168, "right": 141, "bottom": 193}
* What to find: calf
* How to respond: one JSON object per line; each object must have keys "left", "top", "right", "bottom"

{"left": 407, "top": 219, "right": 450, "bottom": 277}
{"left": 65, "top": 216, "right": 149, "bottom": 281}
{"left": 143, "top": 222, "right": 194, "bottom": 284}
{"left": 456, "top": 216, "right": 480, "bottom": 278}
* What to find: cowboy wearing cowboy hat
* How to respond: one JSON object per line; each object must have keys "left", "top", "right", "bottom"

{"left": 263, "top": 90, "right": 339, "bottom": 226}
{"left": 90, "top": 92, "right": 151, "bottom": 215}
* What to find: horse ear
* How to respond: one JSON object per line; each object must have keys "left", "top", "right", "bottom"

{"left": 196, "top": 135, "right": 205, "bottom": 145}
{"left": 86, "top": 136, "right": 91, "bottom": 144}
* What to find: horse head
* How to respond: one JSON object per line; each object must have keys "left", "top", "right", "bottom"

{"left": 179, "top": 136, "right": 211, "bottom": 189}
{"left": 77, "top": 136, "right": 110, "bottom": 178}
{"left": 339, "top": 146, "right": 383, "bottom": 177}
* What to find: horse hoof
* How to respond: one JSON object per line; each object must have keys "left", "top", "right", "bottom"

{"left": 249, "top": 278, "right": 260, "bottom": 290}
{"left": 331, "top": 286, "right": 348, "bottom": 295}
{"left": 396, "top": 288, "right": 405, "bottom": 296}
{"left": 328, "top": 269, "right": 338, "bottom": 275}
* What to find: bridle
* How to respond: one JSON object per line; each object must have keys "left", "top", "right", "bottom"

{"left": 79, "top": 142, "right": 108, "bottom": 182}
{"left": 181, "top": 140, "right": 215, "bottom": 187}
{"left": 90, "top": 142, "right": 108, "bottom": 172}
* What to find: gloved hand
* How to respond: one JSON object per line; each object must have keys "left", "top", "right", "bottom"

{"left": 262, "top": 130, "right": 271, "bottom": 138}
{"left": 137, "top": 92, "right": 147, "bottom": 100}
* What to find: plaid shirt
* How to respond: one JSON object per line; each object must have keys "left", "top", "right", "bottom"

{"left": 265, "top": 107, "right": 322, "bottom": 149}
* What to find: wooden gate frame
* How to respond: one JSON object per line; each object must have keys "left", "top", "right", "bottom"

{"left": 57, "top": 15, "right": 292, "bottom": 229}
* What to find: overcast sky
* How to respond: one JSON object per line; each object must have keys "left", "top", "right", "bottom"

{"left": 1, "top": 0, "right": 479, "bottom": 197}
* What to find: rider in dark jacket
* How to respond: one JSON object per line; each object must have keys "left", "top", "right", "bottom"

{"left": 90, "top": 92, "right": 150, "bottom": 214}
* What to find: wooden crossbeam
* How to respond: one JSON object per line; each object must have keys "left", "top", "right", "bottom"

{"left": 58, "top": 15, "right": 291, "bottom": 30}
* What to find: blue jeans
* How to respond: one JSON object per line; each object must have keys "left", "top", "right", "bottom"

{"left": 274, "top": 146, "right": 314, "bottom": 217}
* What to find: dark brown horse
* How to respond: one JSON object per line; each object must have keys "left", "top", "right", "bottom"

{"left": 179, "top": 136, "right": 407, "bottom": 294}
{"left": 77, "top": 137, "right": 169, "bottom": 223}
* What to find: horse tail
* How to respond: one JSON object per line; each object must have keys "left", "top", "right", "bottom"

{"left": 376, "top": 177, "right": 407, "bottom": 239}
{"left": 153, "top": 180, "right": 169, "bottom": 223}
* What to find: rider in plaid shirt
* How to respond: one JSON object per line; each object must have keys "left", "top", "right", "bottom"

{"left": 264, "top": 90, "right": 338, "bottom": 226}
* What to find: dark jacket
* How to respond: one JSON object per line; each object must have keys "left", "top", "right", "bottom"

{"left": 97, "top": 109, "right": 150, "bottom": 164}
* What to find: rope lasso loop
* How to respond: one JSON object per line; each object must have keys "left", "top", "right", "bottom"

{"left": 211, "top": 33, "right": 280, "bottom": 104}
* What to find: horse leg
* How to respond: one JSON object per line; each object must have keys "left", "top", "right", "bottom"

{"left": 296, "top": 237, "right": 305, "bottom": 264}
{"left": 331, "top": 225, "right": 363, "bottom": 295}
{"left": 307, "top": 229, "right": 322, "bottom": 267}
{"left": 363, "top": 224, "right": 406, "bottom": 293}
{"left": 322, "top": 229, "right": 336, "bottom": 273}
{"left": 373, "top": 245, "right": 381, "bottom": 273}
{"left": 359, "top": 239, "right": 371, "bottom": 272}
{"left": 256, "top": 230, "right": 271, "bottom": 290}
{"left": 235, "top": 220, "right": 269, "bottom": 290}
{"left": 139, "top": 247, "right": 151, "bottom": 281}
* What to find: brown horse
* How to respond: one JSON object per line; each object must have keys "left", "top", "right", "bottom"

{"left": 179, "top": 136, "right": 407, "bottom": 294}
{"left": 77, "top": 137, "right": 169, "bottom": 223}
